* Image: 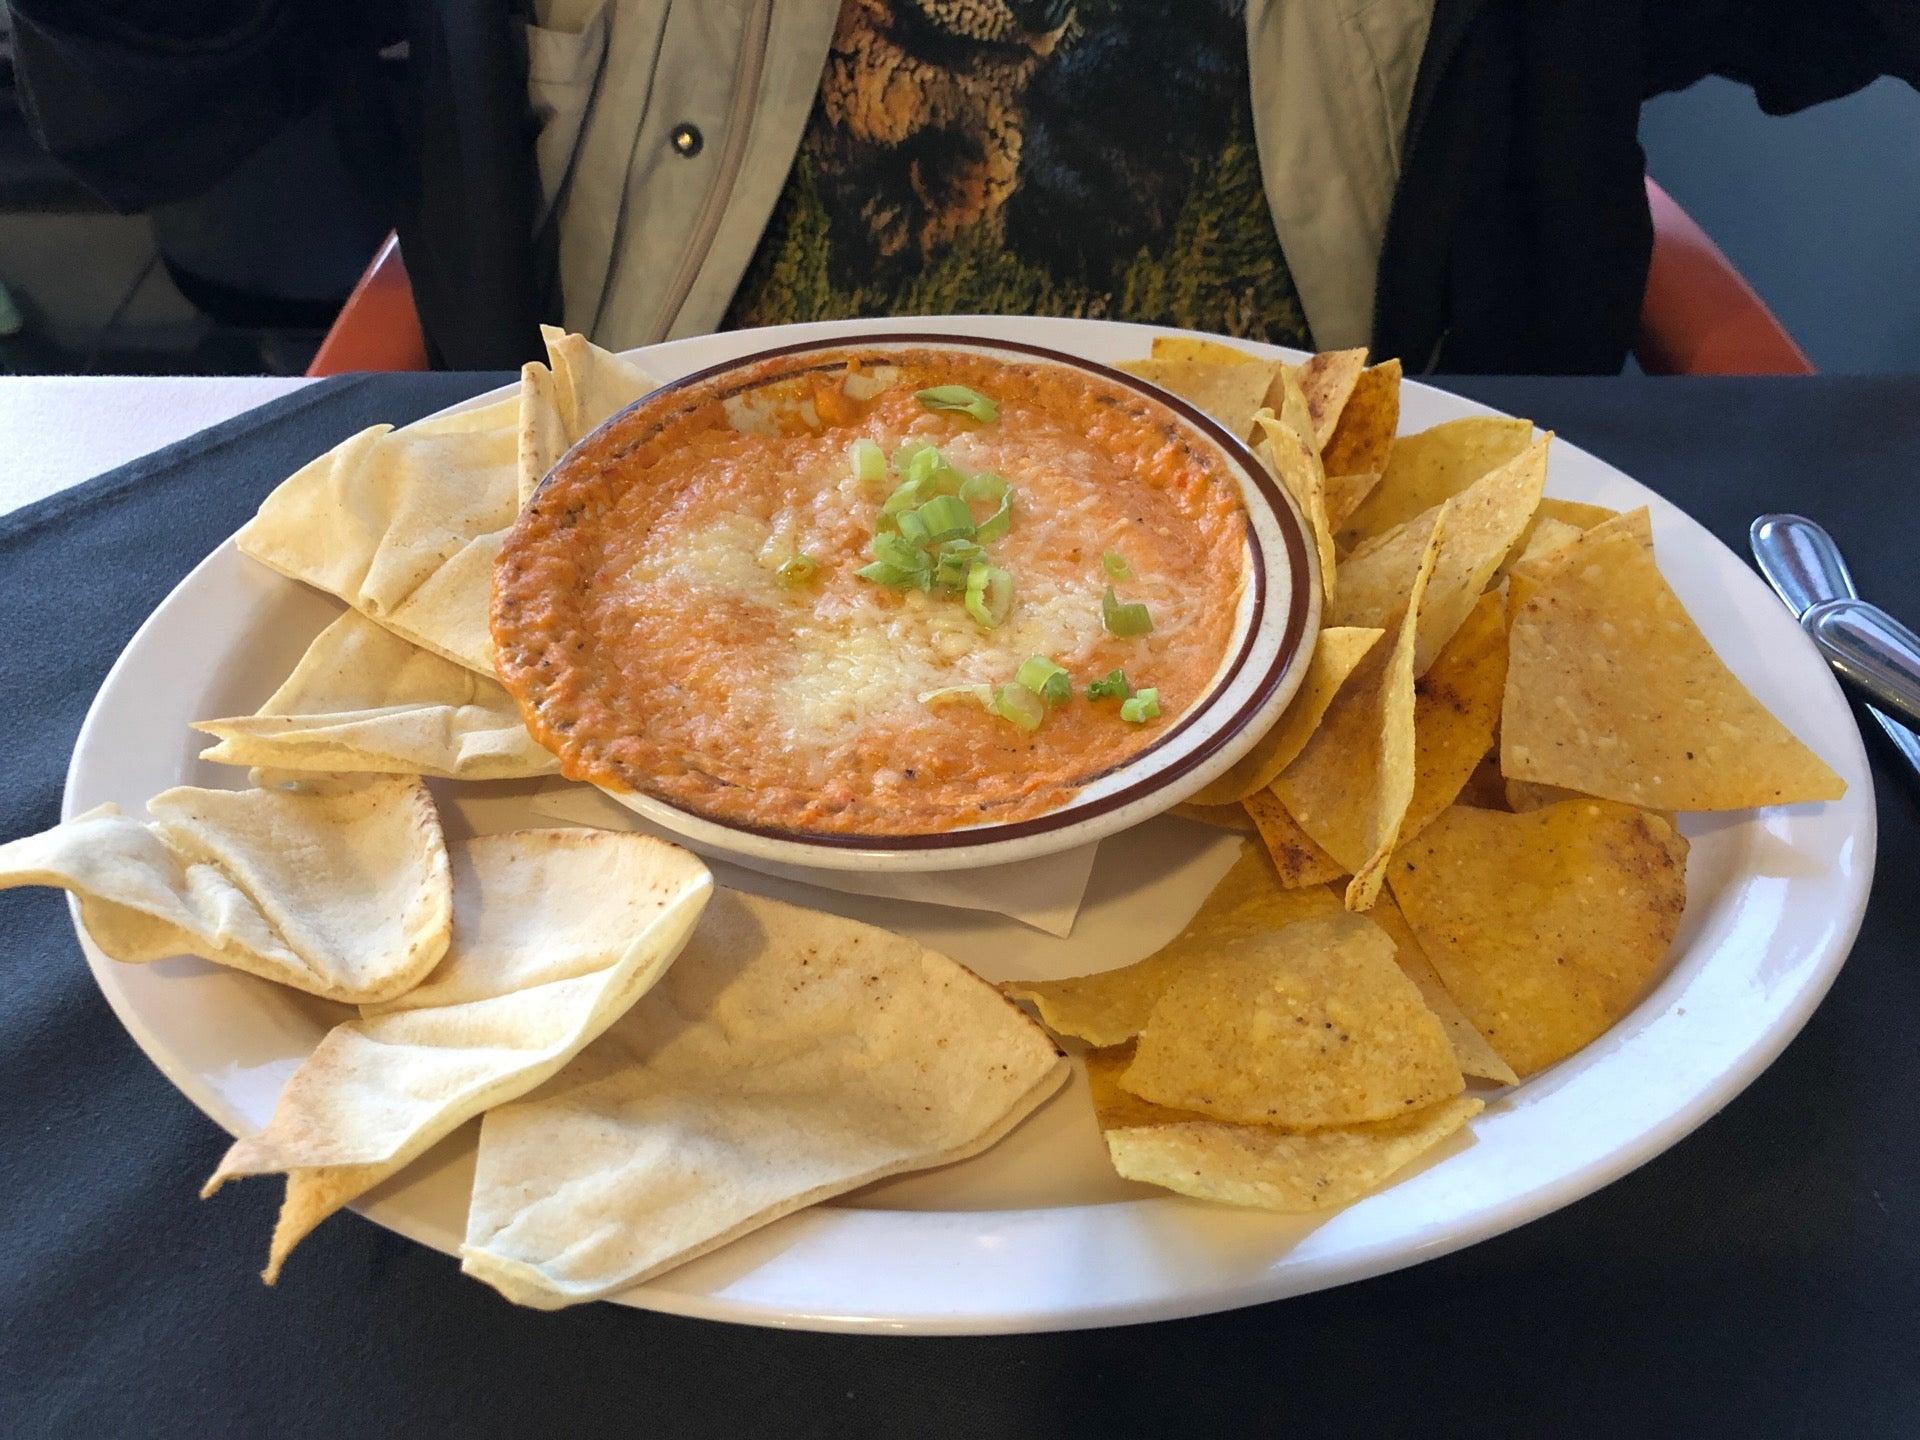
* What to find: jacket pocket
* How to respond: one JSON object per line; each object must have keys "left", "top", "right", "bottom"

{"left": 1346, "top": 0, "right": 1434, "bottom": 175}
{"left": 527, "top": 0, "right": 612, "bottom": 227}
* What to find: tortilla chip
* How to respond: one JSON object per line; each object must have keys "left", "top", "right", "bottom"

{"left": 1320, "top": 359, "right": 1401, "bottom": 481}
{"left": 1243, "top": 790, "right": 1346, "bottom": 886}
{"left": 194, "top": 611, "right": 560, "bottom": 780}
{"left": 1501, "top": 515, "right": 1584, "bottom": 577}
{"left": 1281, "top": 348, "right": 1369, "bottom": 450}
{"left": 1187, "top": 627, "right": 1383, "bottom": 804}
{"left": 1254, "top": 407, "right": 1335, "bottom": 602}
{"left": 1149, "top": 335, "right": 1265, "bottom": 366}
{"left": 1325, "top": 470, "right": 1384, "bottom": 532}
{"left": 1368, "top": 892, "right": 1517, "bottom": 1085}
{"left": 0, "top": 777, "right": 449, "bottom": 1003}
{"left": 1171, "top": 801, "right": 1256, "bottom": 833}
{"left": 1118, "top": 912, "right": 1462, "bottom": 1127}
{"left": 461, "top": 889, "right": 1067, "bottom": 1307}
{"left": 202, "top": 830, "right": 713, "bottom": 1282}
{"left": 1390, "top": 801, "right": 1689, "bottom": 1076}
{"left": 1339, "top": 416, "right": 1536, "bottom": 548}
{"left": 1114, "top": 356, "right": 1274, "bottom": 442}
{"left": 1088, "top": 1046, "right": 1482, "bottom": 1211}
{"left": 1455, "top": 753, "right": 1510, "bottom": 810}
{"left": 1333, "top": 434, "right": 1548, "bottom": 673}
{"left": 1401, "top": 590, "right": 1509, "bottom": 845}
{"left": 1272, "top": 512, "right": 1442, "bottom": 909}
{"left": 1537, "top": 498, "right": 1620, "bottom": 530}
{"left": 1003, "top": 844, "right": 1341, "bottom": 1046}
{"left": 1502, "top": 518, "right": 1845, "bottom": 809}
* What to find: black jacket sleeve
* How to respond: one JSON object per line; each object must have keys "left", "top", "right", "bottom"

{"left": 1645, "top": 0, "right": 1920, "bottom": 111}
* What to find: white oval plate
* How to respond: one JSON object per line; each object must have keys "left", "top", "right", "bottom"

{"left": 65, "top": 317, "right": 1874, "bottom": 1334}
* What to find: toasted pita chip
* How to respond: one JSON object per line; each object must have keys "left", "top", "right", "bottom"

{"left": 1333, "top": 434, "right": 1548, "bottom": 673}
{"left": 461, "top": 889, "right": 1067, "bottom": 1307}
{"left": 519, "top": 331, "right": 656, "bottom": 505}
{"left": 1003, "top": 844, "right": 1342, "bottom": 1046}
{"left": 1114, "top": 357, "right": 1274, "bottom": 441}
{"left": 238, "top": 405, "right": 519, "bottom": 675}
{"left": 1282, "top": 349, "right": 1369, "bottom": 450}
{"left": 1502, "top": 518, "right": 1845, "bottom": 809}
{"left": 1188, "top": 627, "right": 1383, "bottom": 805}
{"left": 202, "top": 830, "right": 712, "bottom": 1282}
{"left": 0, "top": 778, "right": 449, "bottom": 1003}
{"left": 1119, "top": 912, "right": 1462, "bottom": 1127}
{"left": 1368, "top": 892, "right": 1517, "bottom": 1085}
{"left": 1171, "top": 801, "right": 1257, "bottom": 833}
{"left": 1093, "top": 1046, "right": 1482, "bottom": 1211}
{"left": 1273, "top": 511, "right": 1442, "bottom": 909}
{"left": 1324, "top": 470, "right": 1383, "bottom": 533}
{"left": 1390, "top": 801, "right": 1689, "bottom": 1076}
{"left": 194, "top": 611, "right": 559, "bottom": 780}
{"left": 517, "top": 362, "right": 569, "bottom": 508}
{"left": 1243, "top": 789, "right": 1345, "bottom": 886}
{"left": 1254, "top": 407, "right": 1336, "bottom": 602}
{"left": 1339, "top": 416, "right": 1536, "bottom": 548}
{"left": 1320, "top": 359, "right": 1401, "bottom": 481}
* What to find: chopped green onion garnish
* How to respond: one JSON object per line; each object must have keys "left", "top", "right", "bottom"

{"left": 932, "top": 538, "right": 983, "bottom": 589}
{"left": 855, "top": 560, "right": 933, "bottom": 590}
{"left": 916, "top": 385, "right": 998, "bottom": 424}
{"left": 915, "top": 494, "right": 974, "bottom": 543}
{"left": 1086, "top": 669, "right": 1133, "bottom": 701}
{"left": 973, "top": 489, "right": 1015, "bottom": 545}
{"left": 882, "top": 476, "right": 930, "bottom": 516}
{"left": 905, "top": 444, "right": 944, "bottom": 488}
{"left": 894, "top": 508, "right": 931, "bottom": 546}
{"left": 991, "top": 683, "right": 1045, "bottom": 731}
{"left": 1102, "top": 550, "right": 1132, "bottom": 580}
{"left": 965, "top": 563, "right": 1013, "bottom": 629}
{"left": 1102, "top": 586, "right": 1154, "bottom": 637}
{"left": 1016, "top": 655, "right": 1072, "bottom": 707}
{"left": 892, "top": 439, "right": 934, "bottom": 476}
{"left": 850, "top": 439, "right": 887, "bottom": 489}
{"left": 775, "top": 553, "right": 818, "bottom": 586}
{"left": 961, "top": 471, "right": 1009, "bottom": 503}
{"left": 871, "top": 532, "right": 926, "bottom": 572}
{"left": 1120, "top": 688, "right": 1162, "bottom": 723}
{"left": 919, "top": 683, "right": 993, "bottom": 710}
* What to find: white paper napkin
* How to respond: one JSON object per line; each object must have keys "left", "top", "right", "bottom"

{"left": 525, "top": 783, "right": 1098, "bottom": 937}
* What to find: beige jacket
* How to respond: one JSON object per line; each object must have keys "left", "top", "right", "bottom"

{"left": 529, "top": 0, "right": 1433, "bottom": 350}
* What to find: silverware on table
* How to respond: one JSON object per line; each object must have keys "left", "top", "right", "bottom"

{"left": 1750, "top": 513, "right": 1920, "bottom": 777}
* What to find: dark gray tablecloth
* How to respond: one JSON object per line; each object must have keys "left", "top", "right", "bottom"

{"left": 3, "top": 374, "right": 1916, "bottom": 1438}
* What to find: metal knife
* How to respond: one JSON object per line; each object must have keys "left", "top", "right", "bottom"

{"left": 1750, "top": 513, "right": 1920, "bottom": 775}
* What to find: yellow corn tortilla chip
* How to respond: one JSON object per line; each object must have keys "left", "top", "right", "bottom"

{"left": 1510, "top": 505, "right": 1652, "bottom": 588}
{"left": 1502, "top": 776, "right": 1675, "bottom": 826}
{"left": 1188, "top": 627, "right": 1383, "bottom": 805}
{"left": 1537, "top": 497, "right": 1620, "bottom": 530}
{"left": 1333, "top": 434, "right": 1549, "bottom": 673}
{"left": 1114, "top": 356, "right": 1275, "bottom": 442}
{"left": 1243, "top": 790, "right": 1346, "bottom": 886}
{"left": 1455, "top": 753, "right": 1510, "bottom": 810}
{"left": 1087, "top": 1046, "right": 1483, "bottom": 1211}
{"left": 1389, "top": 801, "right": 1690, "bottom": 1076}
{"left": 1281, "top": 348, "right": 1369, "bottom": 449}
{"left": 1002, "top": 844, "right": 1341, "bottom": 1046}
{"left": 1501, "top": 516, "right": 1584, "bottom": 577}
{"left": 1325, "top": 469, "right": 1383, "bottom": 532}
{"left": 1119, "top": 912, "right": 1463, "bottom": 1127}
{"left": 1502, "top": 518, "right": 1845, "bottom": 809}
{"left": 1320, "top": 359, "right": 1401, "bottom": 481}
{"left": 1254, "top": 408, "right": 1336, "bottom": 603}
{"left": 1339, "top": 416, "right": 1536, "bottom": 548}
{"left": 1401, "top": 589, "right": 1509, "bottom": 845}
{"left": 1272, "top": 512, "right": 1443, "bottom": 909}
{"left": 1368, "top": 892, "right": 1517, "bottom": 1085}
{"left": 1149, "top": 335, "right": 1265, "bottom": 366}
{"left": 1171, "top": 801, "right": 1257, "bottom": 833}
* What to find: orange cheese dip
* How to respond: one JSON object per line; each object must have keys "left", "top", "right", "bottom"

{"left": 492, "top": 347, "right": 1249, "bottom": 835}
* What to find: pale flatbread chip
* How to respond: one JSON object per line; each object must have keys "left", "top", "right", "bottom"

{"left": 1119, "top": 912, "right": 1462, "bottom": 1127}
{"left": 521, "top": 326, "right": 656, "bottom": 505}
{"left": 195, "top": 611, "right": 559, "bottom": 780}
{"left": 0, "top": 778, "right": 449, "bottom": 1003}
{"left": 1090, "top": 1047, "right": 1482, "bottom": 1211}
{"left": 1333, "top": 434, "right": 1548, "bottom": 673}
{"left": 1187, "top": 627, "right": 1383, "bottom": 804}
{"left": 202, "top": 830, "right": 712, "bottom": 1282}
{"left": 1273, "top": 512, "right": 1443, "bottom": 909}
{"left": 1003, "top": 844, "right": 1341, "bottom": 1046}
{"left": 1502, "top": 518, "right": 1845, "bottom": 809}
{"left": 460, "top": 888, "right": 1068, "bottom": 1307}
{"left": 1320, "top": 359, "right": 1401, "bottom": 481}
{"left": 1339, "top": 416, "right": 1536, "bottom": 547}
{"left": 1390, "top": 801, "right": 1689, "bottom": 1076}
{"left": 1114, "top": 356, "right": 1274, "bottom": 441}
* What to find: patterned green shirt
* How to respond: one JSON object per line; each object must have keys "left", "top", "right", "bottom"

{"left": 726, "top": 0, "right": 1310, "bottom": 347}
